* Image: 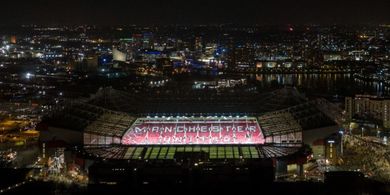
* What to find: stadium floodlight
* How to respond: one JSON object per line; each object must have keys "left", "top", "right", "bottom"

{"left": 154, "top": 116, "right": 158, "bottom": 118}
{"left": 236, "top": 115, "right": 240, "bottom": 118}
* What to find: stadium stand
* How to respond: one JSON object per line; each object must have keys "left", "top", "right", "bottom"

{"left": 84, "top": 145, "right": 300, "bottom": 160}
{"left": 85, "top": 113, "right": 136, "bottom": 138}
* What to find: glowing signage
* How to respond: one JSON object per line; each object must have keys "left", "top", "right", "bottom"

{"left": 122, "top": 118, "right": 265, "bottom": 145}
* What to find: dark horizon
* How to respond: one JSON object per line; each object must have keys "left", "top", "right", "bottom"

{"left": 3, "top": 0, "right": 390, "bottom": 25}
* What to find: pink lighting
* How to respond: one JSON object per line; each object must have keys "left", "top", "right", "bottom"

{"left": 122, "top": 117, "right": 265, "bottom": 145}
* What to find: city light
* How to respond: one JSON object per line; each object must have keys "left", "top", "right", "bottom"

{"left": 0, "top": 11, "right": 389, "bottom": 193}
{"left": 25, "top": 72, "right": 31, "bottom": 79}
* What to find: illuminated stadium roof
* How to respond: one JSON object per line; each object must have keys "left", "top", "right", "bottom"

{"left": 88, "top": 86, "right": 308, "bottom": 114}
{"left": 258, "top": 112, "right": 301, "bottom": 137}
{"left": 85, "top": 113, "right": 136, "bottom": 137}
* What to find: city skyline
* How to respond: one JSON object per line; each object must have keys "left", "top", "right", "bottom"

{"left": 1, "top": 1, "right": 390, "bottom": 193}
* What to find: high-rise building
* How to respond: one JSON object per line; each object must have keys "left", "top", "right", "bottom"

{"left": 226, "top": 36, "right": 235, "bottom": 69}
{"left": 194, "top": 36, "right": 203, "bottom": 55}
{"left": 142, "top": 32, "right": 154, "bottom": 49}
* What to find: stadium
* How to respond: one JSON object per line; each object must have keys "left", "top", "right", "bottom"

{"left": 38, "top": 86, "right": 338, "bottom": 189}
{"left": 82, "top": 114, "right": 302, "bottom": 159}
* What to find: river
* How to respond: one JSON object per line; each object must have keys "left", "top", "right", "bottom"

{"left": 249, "top": 73, "right": 388, "bottom": 99}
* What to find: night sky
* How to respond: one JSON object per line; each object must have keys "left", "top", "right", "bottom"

{"left": 3, "top": 0, "right": 390, "bottom": 25}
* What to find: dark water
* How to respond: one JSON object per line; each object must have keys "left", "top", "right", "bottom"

{"left": 250, "top": 74, "right": 387, "bottom": 98}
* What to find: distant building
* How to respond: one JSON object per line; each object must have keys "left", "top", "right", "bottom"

{"left": 345, "top": 95, "right": 390, "bottom": 128}
{"left": 234, "top": 46, "right": 255, "bottom": 68}
{"left": 324, "top": 134, "right": 340, "bottom": 164}
{"left": 142, "top": 32, "right": 154, "bottom": 49}
{"left": 10, "top": 35, "right": 17, "bottom": 44}
{"left": 86, "top": 55, "right": 99, "bottom": 72}
{"left": 225, "top": 36, "right": 236, "bottom": 69}
{"left": 194, "top": 36, "right": 203, "bottom": 53}
{"left": 112, "top": 48, "right": 126, "bottom": 62}
{"left": 348, "top": 50, "right": 369, "bottom": 61}
{"left": 323, "top": 52, "right": 342, "bottom": 61}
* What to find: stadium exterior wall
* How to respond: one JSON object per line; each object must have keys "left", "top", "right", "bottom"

{"left": 303, "top": 125, "right": 339, "bottom": 147}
